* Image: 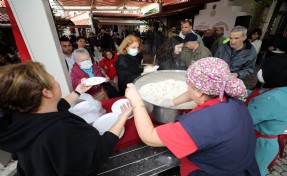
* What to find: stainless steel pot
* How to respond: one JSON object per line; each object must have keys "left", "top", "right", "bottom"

{"left": 133, "top": 70, "right": 196, "bottom": 124}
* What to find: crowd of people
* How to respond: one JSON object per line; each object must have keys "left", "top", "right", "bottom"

{"left": 1, "top": 20, "right": 287, "bottom": 176}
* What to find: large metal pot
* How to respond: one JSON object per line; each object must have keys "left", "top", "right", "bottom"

{"left": 133, "top": 70, "right": 196, "bottom": 124}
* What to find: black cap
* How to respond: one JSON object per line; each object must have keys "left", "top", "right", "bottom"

{"left": 184, "top": 33, "right": 198, "bottom": 43}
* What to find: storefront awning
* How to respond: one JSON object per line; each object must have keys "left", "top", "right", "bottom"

{"left": 93, "top": 13, "right": 143, "bottom": 18}
{"left": 71, "top": 18, "right": 90, "bottom": 26}
{"left": 98, "top": 19, "right": 145, "bottom": 25}
{"left": 69, "top": 18, "right": 90, "bottom": 28}
{"left": 138, "top": 6, "right": 197, "bottom": 20}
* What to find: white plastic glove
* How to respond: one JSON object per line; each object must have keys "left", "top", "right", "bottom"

{"left": 160, "top": 99, "right": 174, "bottom": 108}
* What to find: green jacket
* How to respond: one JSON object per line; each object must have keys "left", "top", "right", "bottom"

{"left": 181, "top": 44, "right": 212, "bottom": 68}
{"left": 210, "top": 35, "right": 226, "bottom": 55}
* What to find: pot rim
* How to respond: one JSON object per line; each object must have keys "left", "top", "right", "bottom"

{"left": 133, "top": 70, "right": 187, "bottom": 110}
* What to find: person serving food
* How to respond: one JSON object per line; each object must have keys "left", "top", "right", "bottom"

{"left": 122, "top": 57, "right": 260, "bottom": 175}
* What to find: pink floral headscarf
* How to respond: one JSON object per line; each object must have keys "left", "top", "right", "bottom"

{"left": 185, "top": 57, "right": 247, "bottom": 100}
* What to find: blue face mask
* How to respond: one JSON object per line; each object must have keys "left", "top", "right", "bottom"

{"left": 79, "top": 60, "right": 92, "bottom": 70}
{"left": 127, "top": 48, "right": 138, "bottom": 56}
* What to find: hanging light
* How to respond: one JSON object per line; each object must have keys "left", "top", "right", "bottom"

{"left": 123, "top": 3, "right": 127, "bottom": 10}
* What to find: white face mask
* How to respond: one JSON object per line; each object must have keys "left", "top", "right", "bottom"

{"left": 127, "top": 48, "right": 138, "bottom": 56}
{"left": 79, "top": 60, "right": 92, "bottom": 70}
{"left": 257, "top": 69, "right": 265, "bottom": 84}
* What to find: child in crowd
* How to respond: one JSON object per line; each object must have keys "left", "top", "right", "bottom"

{"left": 99, "top": 50, "right": 119, "bottom": 91}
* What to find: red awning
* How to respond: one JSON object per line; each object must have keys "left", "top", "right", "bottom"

{"left": 72, "top": 19, "right": 89, "bottom": 26}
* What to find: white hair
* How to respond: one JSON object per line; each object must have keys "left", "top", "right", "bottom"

{"left": 72, "top": 48, "right": 90, "bottom": 61}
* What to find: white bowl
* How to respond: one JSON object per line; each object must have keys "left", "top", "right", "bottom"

{"left": 111, "top": 99, "right": 133, "bottom": 119}
{"left": 92, "top": 112, "right": 125, "bottom": 138}
{"left": 272, "top": 50, "right": 285, "bottom": 54}
{"left": 69, "top": 101, "right": 99, "bottom": 125}
{"left": 83, "top": 77, "right": 106, "bottom": 86}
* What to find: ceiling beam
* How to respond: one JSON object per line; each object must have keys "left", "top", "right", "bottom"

{"left": 63, "top": 8, "right": 139, "bottom": 12}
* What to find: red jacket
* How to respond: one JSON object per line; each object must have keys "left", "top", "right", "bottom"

{"left": 70, "top": 63, "right": 104, "bottom": 96}
{"left": 99, "top": 51, "right": 118, "bottom": 78}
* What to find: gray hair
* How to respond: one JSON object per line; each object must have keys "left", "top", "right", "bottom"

{"left": 215, "top": 26, "right": 224, "bottom": 32}
{"left": 231, "top": 26, "right": 247, "bottom": 37}
{"left": 72, "top": 48, "right": 90, "bottom": 61}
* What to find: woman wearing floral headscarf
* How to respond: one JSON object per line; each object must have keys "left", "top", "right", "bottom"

{"left": 122, "top": 57, "right": 260, "bottom": 176}
{"left": 245, "top": 54, "right": 287, "bottom": 175}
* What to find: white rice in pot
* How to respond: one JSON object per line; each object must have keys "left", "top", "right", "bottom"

{"left": 139, "top": 79, "right": 187, "bottom": 106}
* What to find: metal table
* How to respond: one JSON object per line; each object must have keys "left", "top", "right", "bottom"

{"left": 98, "top": 143, "right": 180, "bottom": 176}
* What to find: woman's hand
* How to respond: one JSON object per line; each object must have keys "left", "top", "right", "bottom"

{"left": 120, "top": 102, "right": 133, "bottom": 118}
{"left": 64, "top": 78, "right": 92, "bottom": 106}
{"left": 125, "top": 83, "right": 144, "bottom": 106}
{"left": 268, "top": 46, "right": 275, "bottom": 51}
{"left": 77, "top": 78, "right": 92, "bottom": 93}
{"left": 104, "top": 76, "right": 110, "bottom": 82}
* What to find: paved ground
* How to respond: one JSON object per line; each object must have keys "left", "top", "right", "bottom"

{"left": 267, "top": 149, "right": 287, "bottom": 176}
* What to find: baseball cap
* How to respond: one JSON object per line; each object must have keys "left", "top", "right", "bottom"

{"left": 184, "top": 33, "right": 198, "bottom": 42}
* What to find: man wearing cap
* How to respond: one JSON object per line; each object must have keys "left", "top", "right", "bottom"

{"left": 181, "top": 33, "right": 212, "bottom": 69}
{"left": 214, "top": 26, "right": 257, "bottom": 80}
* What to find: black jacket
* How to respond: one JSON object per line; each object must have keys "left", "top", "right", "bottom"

{"left": 157, "top": 54, "right": 185, "bottom": 70}
{"left": 145, "top": 30, "right": 155, "bottom": 44}
{"left": 115, "top": 53, "right": 143, "bottom": 95}
{"left": 0, "top": 99, "right": 118, "bottom": 176}
{"left": 155, "top": 31, "right": 165, "bottom": 46}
